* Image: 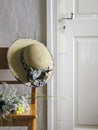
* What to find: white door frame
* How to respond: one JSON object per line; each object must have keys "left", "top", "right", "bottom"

{"left": 46, "top": 0, "right": 58, "bottom": 130}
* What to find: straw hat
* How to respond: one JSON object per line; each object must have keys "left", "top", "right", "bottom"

{"left": 7, "top": 39, "right": 54, "bottom": 87}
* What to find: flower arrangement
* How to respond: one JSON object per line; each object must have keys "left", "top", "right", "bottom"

{"left": 0, "top": 82, "right": 30, "bottom": 119}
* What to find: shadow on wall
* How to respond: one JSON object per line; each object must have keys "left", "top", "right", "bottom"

{"left": 39, "top": 0, "right": 46, "bottom": 44}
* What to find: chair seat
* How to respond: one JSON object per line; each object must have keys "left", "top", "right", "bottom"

{"left": 1, "top": 104, "right": 37, "bottom": 126}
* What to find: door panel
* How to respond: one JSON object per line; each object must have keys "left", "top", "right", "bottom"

{"left": 57, "top": 0, "right": 98, "bottom": 129}
{"left": 75, "top": 0, "right": 98, "bottom": 19}
{"left": 74, "top": 37, "right": 98, "bottom": 126}
{"left": 77, "top": 0, "right": 98, "bottom": 14}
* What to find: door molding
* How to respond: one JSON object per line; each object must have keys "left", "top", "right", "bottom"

{"left": 46, "top": 0, "right": 58, "bottom": 130}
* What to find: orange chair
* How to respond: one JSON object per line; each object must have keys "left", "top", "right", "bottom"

{"left": 0, "top": 48, "right": 37, "bottom": 130}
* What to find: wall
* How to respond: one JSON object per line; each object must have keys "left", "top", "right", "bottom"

{"left": 0, "top": 0, "right": 47, "bottom": 130}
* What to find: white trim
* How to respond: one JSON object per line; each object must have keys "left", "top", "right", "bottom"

{"left": 46, "top": 0, "right": 58, "bottom": 130}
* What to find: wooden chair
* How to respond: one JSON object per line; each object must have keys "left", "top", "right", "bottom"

{"left": 0, "top": 48, "right": 37, "bottom": 130}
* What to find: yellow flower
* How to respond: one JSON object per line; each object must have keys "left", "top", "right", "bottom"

{"left": 14, "top": 103, "right": 24, "bottom": 114}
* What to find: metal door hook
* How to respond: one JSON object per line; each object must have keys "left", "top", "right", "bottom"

{"left": 62, "top": 13, "right": 73, "bottom": 20}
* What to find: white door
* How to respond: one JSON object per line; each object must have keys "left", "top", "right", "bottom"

{"left": 57, "top": 0, "right": 98, "bottom": 130}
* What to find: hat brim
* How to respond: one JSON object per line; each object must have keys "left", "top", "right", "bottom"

{"left": 7, "top": 39, "right": 54, "bottom": 87}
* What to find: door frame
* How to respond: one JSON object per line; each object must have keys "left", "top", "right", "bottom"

{"left": 46, "top": 0, "right": 58, "bottom": 130}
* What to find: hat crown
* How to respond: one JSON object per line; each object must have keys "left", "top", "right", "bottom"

{"left": 24, "top": 44, "right": 53, "bottom": 70}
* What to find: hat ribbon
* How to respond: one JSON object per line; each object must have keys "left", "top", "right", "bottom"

{"left": 20, "top": 50, "right": 53, "bottom": 87}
